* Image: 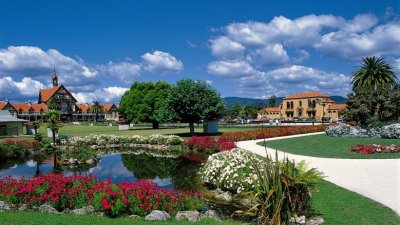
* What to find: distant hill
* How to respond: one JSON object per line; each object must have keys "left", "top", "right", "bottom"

{"left": 224, "top": 95, "right": 347, "bottom": 108}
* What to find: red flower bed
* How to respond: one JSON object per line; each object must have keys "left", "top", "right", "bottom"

{"left": 350, "top": 144, "right": 400, "bottom": 154}
{"left": 0, "top": 139, "right": 41, "bottom": 149}
{"left": 219, "top": 125, "right": 328, "bottom": 142}
{"left": 0, "top": 174, "right": 202, "bottom": 217}
{"left": 186, "top": 136, "right": 236, "bottom": 152}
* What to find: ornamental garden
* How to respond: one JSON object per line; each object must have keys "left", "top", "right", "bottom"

{"left": 0, "top": 56, "right": 400, "bottom": 225}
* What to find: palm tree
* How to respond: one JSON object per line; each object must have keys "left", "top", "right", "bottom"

{"left": 89, "top": 101, "right": 104, "bottom": 123}
{"left": 46, "top": 110, "right": 62, "bottom": 170}
{"left": 351, "top": 56, "right": 397, "bottom": 91}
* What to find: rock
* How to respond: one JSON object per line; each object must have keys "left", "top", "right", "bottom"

{"left": 290, "top": 215, "right": 306, "bottom": 224}
{"left": 214, "top": 191, "right": 232, "bottom": 202}
{"left": 306, "top": 216, "right": 324, "bottom": 225}
{"left": 145, "top": 210, "right": 170, "bottom": 221}
{"left": 38, "top": 203, "right": 58, "bottom": 214}
{"left": 62, "top": 208, "right": 72, "bottom": 214}
{"left": 71, "top": 205, "right": 95, "bottom": 215}
{"left": 212, "top": 188, "right": 224, "bottom": 196}
{"left": 85, "top": 158, "right": 94, "bottom": 164}
{"left": 175, "top": 211, "right": 200, "bottom": 221}
{"left": 200, "top": 210, "right": 220, "bottom": 221}
{"left": 129, "top": 214, "right": 141, "bottom": 219}
{"left": 0, "top": 201, "right": 10, "bottom": 211}
{"left": 95, "top": 212, "right": 105, "bottom": 217}
{"left": 18, "top": 204, "right": 28, "bottom": 211}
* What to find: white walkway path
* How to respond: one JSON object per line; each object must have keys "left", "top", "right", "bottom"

{"left": 237, "top": 132, "right": 400, "bottom": 215}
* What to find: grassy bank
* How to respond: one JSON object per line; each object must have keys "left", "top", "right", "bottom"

{"left": 261, "top": 134, "right": 400, "bottom": 158}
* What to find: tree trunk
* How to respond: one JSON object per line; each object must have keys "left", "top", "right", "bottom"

{"left": 152, "top": 121, "right": 159, "bottom": 129}
{"left": 52, "top": 130, "right": 57, "bottom": 169}
{"left": 189, "top": 123, "right": 195, "bottom": 136}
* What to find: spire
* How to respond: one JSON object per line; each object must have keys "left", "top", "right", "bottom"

{"left": 52, "top": 68, "right": 58, "bottom": 86}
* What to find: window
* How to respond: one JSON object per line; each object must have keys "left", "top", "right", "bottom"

{"left": 290, "top": 101, "right": 294, "bottom": 109}
{"left": 299, "top": 101, "right": 302, "bottom": 107}
{"left": 287, "top": 102, "right": 290, "bottom": 109}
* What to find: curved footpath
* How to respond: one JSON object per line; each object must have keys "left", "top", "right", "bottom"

{"left": 237, "top": 132, "right": 400, "bottom": 215}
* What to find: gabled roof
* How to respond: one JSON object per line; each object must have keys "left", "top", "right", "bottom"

{"left": 76, "top": 104, "right": 89, "bottom": 112}
{"left": 31, "top": 103, "right": 47, "bottom": 112}
{"left": 0, "top": 101, "right": 5, "bottom": 110}
{"left": 284, "top": 92, "right": 329, "bottom": 99}
{"left": 12, "top": 103, "right": 32, "bottom": 113}
{"left": 39, "top": 85, "right": 76, "bottom": 103}
{"left": 328, "top": 103, "right": 347, "bottom": 110}
{"left": 259, "top": 107, "right": 280, "bottom": 113}
{"left": 0, "top": 110, "right": 27, "bottom": 122}
{"left": 103, "top": 104, "right": 116, "bottom": 111}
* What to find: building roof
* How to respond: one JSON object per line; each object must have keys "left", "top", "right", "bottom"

{"left": 39, "top": 85, "right": 76, "bottom": 103}
{"left": 76, "top": 104, "right": 89, "bottom": 112}
{"left": 328, "top": 103, "right": 347, "bottom": 110}
{"left": 284, "top": 92, "right": 329, "bottom": 99}
{"left": 31, "top": 103, "right": 47, "bottom": 112}
{"left": 12, "top": 103, "right": 32, "bottom": 113}
{"left": 103, "top": 104, "right": 115, "bottom": 111}
{"left": 0, "top": 101, "right": 5, "bottom": 110}
{"left": 0, "top": 110, "right": 27, "bottom": 122}
{"left": 259, "top": 107, "right": 280, "bottom": 113}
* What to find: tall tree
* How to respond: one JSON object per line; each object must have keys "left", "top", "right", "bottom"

{"left": 351, "top": 56, "right": 397, "bottom": 91}
{"left": 120, "top": 81, "right": 171, "bottom": 129}
{"left": 164, "top": 79, "right": 225, "bottom": 135}
{"left": 240, "top": 105, "right": 258, "bottom": 119}
{"left": 89, "top": 101, "right": 104, "bottom": 123}
{"left": 268, "top": 95, "right": 277, "bottom": 107}
{"left": 46, "top": 110, "right": 62, "bottom": 170}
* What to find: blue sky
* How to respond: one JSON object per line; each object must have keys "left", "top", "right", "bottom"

{"left": 0, "top": 0, "right": 399, "bottom": 103}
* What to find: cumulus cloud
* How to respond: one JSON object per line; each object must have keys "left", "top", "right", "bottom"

{"left": 74, "top": 86, "right": 129, "bottom": 103}
{"left": 341, "top": 14, "right": 378, "bottom": 33}
{"left": 141, "top": 50, "right": 183, "bottom": 73}
{"left": 207, "top": 60, "right": 261, "bottom": 77}
{"left": 246, "top": 43, "right": 289, "bottom": 66}
{"left": 0, "top": 76, "right": 45, "bottom": 98}
{"left": 210, "top": 36, "right": 245, "bottom": 59}
{"left": 97, "top": 61, "right": 141, "bottom": 82}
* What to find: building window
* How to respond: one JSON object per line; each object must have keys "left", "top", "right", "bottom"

{"left": 290, "top": 101, "right": 294, "bottom": 109}
{"left": 299, "top": 101, "right": 302, "bottom": 107}
{"left": 287, "top": 102, "right": 290, "bottom": 109}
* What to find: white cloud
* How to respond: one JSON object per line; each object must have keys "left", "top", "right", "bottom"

{"left": 341, "top": 14, "right": 378, "bottom": 33}
{"left": 0, "top": 76, "right": 45, "bottom": 97}
{"left": 207, "top": 60, "right": 260, "bottom": 77}
{"left": 210, "top": 36, "right": 245, "bottom": 59}
{"left": 246, "top": 43, "right": 289, "bottom": 66}
{"left": 98, "top": 61, "right": 141, "bottom": 82}
{"left": 141, "top": 50, "right": 183, "bottom": 73}
{"left": 14, "top": 77, "right": 45, "bottom": 96}
{"left": 75, "top": 86, "right": 128, "bottom": 103}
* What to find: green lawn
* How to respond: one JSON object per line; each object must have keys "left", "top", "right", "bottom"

{"left": 260, "top": 134, "right": 400, "bottom": 158}
{"left": 0, "top": 213, "right": 244, "bottom": 225}
{"left": 311, "top": 180, "right": 400, "bottom": 225}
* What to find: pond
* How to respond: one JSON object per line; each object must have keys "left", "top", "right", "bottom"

{"left": 0, "top": 151, "right": 204, "bottom": 191}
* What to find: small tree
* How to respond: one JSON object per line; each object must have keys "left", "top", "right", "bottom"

{"left": 32, "top": 120, "right": 40, "bottom": 135}
{"left": 46, "top": 110, "right": 62, "bottom": 169}
{"left": 90, "top": 101, "right": 104, "bottom": 123}
{"left": 120, "top": 81, "right": 171, "bottom": 129}
{"left": 268, "top": 95, "right": 277, "bottom": 107}
{"left": 47, "top": 97, "right": 61, "bottom": 111}
{"left": 164, "top": 79, "right": 225, "bottom": 135}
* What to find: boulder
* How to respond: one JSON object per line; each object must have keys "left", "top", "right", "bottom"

{"left": 0, "top": 201, "right": 10, "bottom": 211}
{"left": 200, "top": 210, "right": 220, "bottom": 221}
{"left": 85, "top": 158, "right": 95, "bottom": 164}
{"left": 214, "top": 191, "right": 232, "bottom": 202}
{"left": 290, "top": 215, "right": 306, "bottom": 224}
{"left": 71, "top": 205, "right": 95, "bottom": 215}
{"left": 18, "top": 204, "right": 28, "bottom": 211}
{"left": 38, "top": 203, "right": 58, "bottom": 214}
{"left": 145, "top": 210, "right": 170, "bottom": 221}
{"left": 306, "top": 216, "right": 324, "bottom": 225}
{"left": 129, "top": 214, "right": 141, "bottom": 219}
{"left": 175, "top": 211, "right": 200, "bottom": 221}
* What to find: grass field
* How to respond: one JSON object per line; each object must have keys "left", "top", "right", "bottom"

{"left": 261, "top": 134, "right": 400, "bottom": 158}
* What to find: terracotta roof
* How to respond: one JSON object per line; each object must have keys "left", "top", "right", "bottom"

{"left": 284, "top": 92, "right": 329, "bottom": 99}
{"left": 259, "top": 107, "right": 280, "bottom": 113}
{"left": 328, "top": 103, "right": 347, "bottom": 110}
{"left": 0, "top": 101, "right": 5, "bottom": 110}
{"left": 12, "top": 103, "right": 32, "bottom": 113}
{"left": 31, "top": 103, "right": 47, "bottom": 112}
{"left": 76, "top": 104, "right": 90, "bottom": 112}
{"left": 39, "top": 85, "right": 76, "bottom": 103}
{"left": 321, "top": 98, "right": 335, "bottom": 103}
{"left": 103, "top": 104, "right": 115, "bottom": 111}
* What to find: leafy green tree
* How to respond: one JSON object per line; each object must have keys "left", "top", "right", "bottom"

{"left": 47, "top": 97, "right": 61, "bottom": 110}
{"left": 120, "top": 81, "right": 171, "bottom": 129}
{"left": 89, "top": 101, "right": 104, "bottom": 123}
{"left": 46, "top": 110, "right": 62, "bottom": 170}
{"left": 240, "top": 105, "right": 258, "bottom": 119}
{"left": 225, "top": 102, "right": 242, "bottom": 122}
{"left": 164, "top": 79, "right": 225, "bottom": 135}
{"left": 351, "top": 56, "right": 397, "bottom": 91}
{"left": 268, "top": 95, "right": 277, "bottom": 107}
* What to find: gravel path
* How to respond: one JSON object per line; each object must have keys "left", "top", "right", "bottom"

{"left": 236, "top": 132, "right": 400, "bottom": 215}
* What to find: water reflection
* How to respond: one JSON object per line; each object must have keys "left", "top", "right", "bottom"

{"left": 0, "top": 152, "right": 201, "bottom": 190}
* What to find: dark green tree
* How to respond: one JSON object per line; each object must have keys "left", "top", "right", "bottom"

{"left": 351, "top": 56, "right": 397, "bottom": 91}
{"left": 268, "top": 95, "right": 277, "bottom": 107}
{"left": 225, "top": 102, "right": 242, "bottom": 122}
{"left": 46, "top": 110, "right": 62, "bottom": 170}
{"left": 47, "top": 97, "right": 61, "bottom": 111}
{"left": 120, "top": 81, "right": 171, "bottom": 129}
{"left": 240, "top": 105, "right": 258, "bottom": 119}
{"left": 164, "top": 79, "right": 225, "bottom": 135}
{"left": 89, "top": 101, "right": 104, "bottom": 123}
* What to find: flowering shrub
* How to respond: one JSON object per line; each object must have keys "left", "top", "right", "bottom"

{"left": 0, "top": 139, "right": 41, "bottom": 159}
{"left": 350, "top": 144, "right": 400, "bottom": 154}
{"left": 63, "top": 134, "right": 182, "bottom": 147}
{"left": 326, "top": 123, "right": 400, "bottom": 139}
{"left": 380, "top": 124, "right": 400, "bottom": 139}
{"left": 200, "top": 148, "right": 261, "bottom": 193}
{"left": 219, "top": 125, "right": 328, "bottom": 142}
{"left": 186, "top": 136, "right": 236, "bottom": 153}
{"left": 0, "top": 174, "right": 202, "bottom": 217}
